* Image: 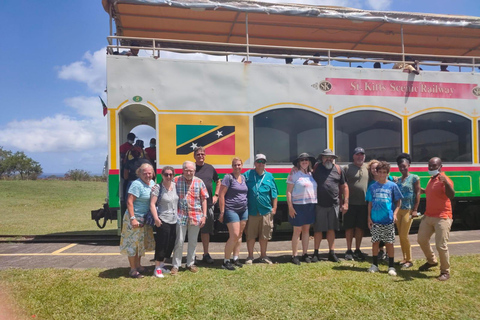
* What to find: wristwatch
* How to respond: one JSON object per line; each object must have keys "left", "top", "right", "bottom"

{"left": 130, "top": 216, "right": 136, "bottom": 220}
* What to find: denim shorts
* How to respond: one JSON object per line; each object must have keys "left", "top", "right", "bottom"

{"left": 224, "top": 208, "right": 248, "bottom": 224}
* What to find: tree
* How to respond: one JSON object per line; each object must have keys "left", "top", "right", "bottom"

{"left": 0, "top": 147, "right": 43, "bottom": 180}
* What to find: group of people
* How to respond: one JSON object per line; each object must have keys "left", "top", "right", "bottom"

{"left": 119, "top": 140, "right": 455, "bottom": 281}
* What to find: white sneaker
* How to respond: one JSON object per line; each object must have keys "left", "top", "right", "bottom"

{"left": 368, "top": 264, "right": 379, "bottom": 273}
{"left": 388, "top": 267, "right": 397, "bottom": 276}
{"left": 245, "top": 256, "right": 254, "bottom": 265}
{"left": 154, "top": 267, "right": 164, "bottom": 278}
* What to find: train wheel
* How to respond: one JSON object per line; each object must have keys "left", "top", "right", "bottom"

{"left": 462, "top": 205, "right": 480, "bottom": 229}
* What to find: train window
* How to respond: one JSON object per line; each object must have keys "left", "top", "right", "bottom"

{"left": 254, "top": 108, "right": 326, "bottom": 163}
{"left": 335, "top": 110, "right": 402, "bottom": 162}
{"left": 410, "top": 112, "right": 471, "bottom": 163}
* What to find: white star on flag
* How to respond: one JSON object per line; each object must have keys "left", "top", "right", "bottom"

{"left": 216, "top": 130, "right": 223, "bottom": 138}
{"left": 190, "top": 142, "right": 198, "bottom": 149}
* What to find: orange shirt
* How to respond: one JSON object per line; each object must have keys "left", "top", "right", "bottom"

{"left": 425, "top": 173, "right": 454, "bottom": 219}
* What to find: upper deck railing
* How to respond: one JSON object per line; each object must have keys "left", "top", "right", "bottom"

{"left": 107, "top": 36, "right": 479, "bottom": 72}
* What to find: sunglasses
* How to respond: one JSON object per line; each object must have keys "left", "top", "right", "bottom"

{"left": 163, "top": 173, "right": 173, "bottom": 177}
{"left": 300, "top": 158, "right": 310, "bottom": 162}
{"left": 256, "top": 160, "right": 266, "bottom": 164}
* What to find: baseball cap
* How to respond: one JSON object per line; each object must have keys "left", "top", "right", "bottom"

{"left": 354, "top": 147, "right": 365, "bottom": 155}
{"left": 255, "top": 154, "right": 267, "bottom": 162}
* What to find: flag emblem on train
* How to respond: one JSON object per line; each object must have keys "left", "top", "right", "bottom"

{"left": 176, "top": 125, "right": 235, "bottom": 155}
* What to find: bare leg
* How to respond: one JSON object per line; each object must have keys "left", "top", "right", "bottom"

{"left": 355, "top": 227, "right": 364, "bottom": 250}
{"left": 345, "top": 228, "right": 354, "bottom": 251}
{"left": 247, "top": 239, "right": 255, "bottom": 258}
{"left": 291, "top": 226, "right": 302, "bottom": 256}
{"left": 259, "top": 238, "right": 268, "bottom": 257}
{"left": 314, "top": 232, "right": 323, "bottom": 250}
{"left": 326, "top": 229, "right": 335, "bottom": 250}
{"left": 301, "top": 225, "right": 310, "bottom": 255}
{"left": 201, "top": 233, "right": 210, "bottom": 254}
{"left": 225, "top": 222, "right": 240, "bottom": 260}
{"left": 233, "top": 220, "right": 247, "bottom": 257}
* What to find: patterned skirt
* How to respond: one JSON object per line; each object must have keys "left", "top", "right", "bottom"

{"left": 119, "top": 213, "right": 155, "bottom": 256}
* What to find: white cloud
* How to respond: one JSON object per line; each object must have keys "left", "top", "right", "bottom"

{"left": 64, "top": 96, "right": 105, "bottom": 119}
{"left": 0, "top": 115, "right": 107, "bottom": 153}
{"left": 58, "top": 48, "right": 107, "bottom": 94}
{"left": 366, "top": 0, "right": 392, "bottom": 10}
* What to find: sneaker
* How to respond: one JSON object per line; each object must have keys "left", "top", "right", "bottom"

{"left": 367, "top": 264, "right": 379, "bottom": 273}
{"left": 344, "top": 250, "right": 354, "bottom": 261}
{"left": 311, "top": 253, "right": 319, "bottom": 263}
{"left": 245, "top": 256, "right": 254, "bottom": 265}
{"left": 388, "top": 267, "right": 397, "bottom": 276}
{"left": 222, "top": 260, "right": 236, "bottom": 271}
{"left": 377, "top": 250, "right": 386, "bottom": 261}
{"left": 170, "top": 267, "right": 179, "bottom": 276}
{"left": 154, "top": 267, "right": 165, "bottom": 278}
{"left": 233, "top": 259, "right": 243, "bottom": 268}
{"left": 419, "top": 261, "right": 438, "bottom": 271}
{"left": 292, "top": 256, "right": 301, "bottom": 265}
{"left": 401, "top": 262, "right": 413, "bottom": 269}
{"left": 354, "top": 249, "right": 366, "bottom": 261}
{"left": 437, "top": 273, "right": 450, "bottom": 281}
{"left": 203, "top": 253, "right": 214, "bottom": 264}
{"left": 187, "top": 265, "right": 199, "bottom": 273}
{"left": 328, "top": 253, "right": 339, "bottom": 263}
{"left": 259, "top": 256, "right": 273, "bottom": 265}
{"left": 301, "top": 254, "right": 312, "bottom": 263}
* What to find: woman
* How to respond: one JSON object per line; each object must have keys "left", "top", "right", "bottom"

{"left": 119, "top": 163, "right": 156, "bottom": 278}
{"left": 150, "top": 166, "right": 178, "bottom": 278}
{"left": 395, "top": 153, "right": 420, "bottom": 268}
{"left": 286, "top": 153, "right": 317, "bottom": 265}
{"left": 218, "top": 158, "right": 248, "bottom": 270}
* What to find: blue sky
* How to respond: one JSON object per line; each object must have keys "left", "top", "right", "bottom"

{"left": 0, "top": 0, "right": 479, "bottom": 174}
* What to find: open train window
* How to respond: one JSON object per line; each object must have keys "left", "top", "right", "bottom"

{"left": 335, "top": 110, "right": 402, "bottom": 162}
{"left": 254, "top": 108, "right": 327, "bottom": 164}
{"left": 410, "top": 112, "right": 471, "bottom": 163}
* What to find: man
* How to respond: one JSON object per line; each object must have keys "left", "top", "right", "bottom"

{"left": 120, "top": 132, "right": 136, "bottom": 163}
{"left": 417, "top": 157, "right": 455, "bottom": 281}
{"left": 343, "top": 147, "right": 369, "bottom": 261}
{"left": 145, "top": 138, "right": 156, "bottom": 170}
{"left": 312, "top": 149, "right": 349, "bottom": 262}
{"left": 244, "top": 154, "right": 278, "bottom": 264}
{"left": 171, "top": 161, "right": 209, "bottom": 275}
{"left": 193, "top": 146, "right": 221, "bottom": 264}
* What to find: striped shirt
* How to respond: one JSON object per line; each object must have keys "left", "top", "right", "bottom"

{"left": 287, "top": 170, "right": 317, "bottom": 204}
{"left": 175, "top": 175, "right": 209, "bottom": 226}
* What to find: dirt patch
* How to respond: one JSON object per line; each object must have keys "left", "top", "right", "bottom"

{"left": 0, "top": 287, "right": 25, "bottom": 320}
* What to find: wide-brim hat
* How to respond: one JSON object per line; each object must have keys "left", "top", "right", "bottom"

{"left": 293, "top": 152, "right": 316, "bottom": 167}
{"left": 317, "top": 148, "right": 338, "bottom": 159}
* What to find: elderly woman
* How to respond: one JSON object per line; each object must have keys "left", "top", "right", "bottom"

{"left": 149, "top": 166, "right": 178, "bottom": 278}
{"left": 219, "top": 157, "right": 249, "bottom": 270}
{"left": 286, "top": 153, "right": 317, "bottom": 265}
{"left": 120, "top": 163, "right": 156, "bottom": 278}
{"left": 395, "top": 153, "right": 420, "bottom": 268}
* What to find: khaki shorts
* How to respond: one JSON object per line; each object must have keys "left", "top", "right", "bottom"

{"left": 246, "top": 213, "right": 273, "bottom": 241}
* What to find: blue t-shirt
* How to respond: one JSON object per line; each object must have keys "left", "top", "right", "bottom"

{"left": 396, "top": 174, "right": 419, "bottom": 210}
{"left": 126, "top": 178, "right": 155, "bottom": 220}
{"left": 243, "top": 169, "right": 278, "bottom": 216}
{"left": 366, "top": 181, "right": 403, "bottom": 224}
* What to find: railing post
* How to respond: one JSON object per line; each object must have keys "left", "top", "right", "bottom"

{"left": 245, "top": 12, "right": 250, "bottom": 62}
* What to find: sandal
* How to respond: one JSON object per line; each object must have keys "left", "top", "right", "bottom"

{"left": 402, "top": 262, "right": 413, "bottom": 269}
{"left": 129, "top": 270, "right": 144, "bottom": 278}
{"left": 137, "top": 266, "right": 147, "bottom": 274}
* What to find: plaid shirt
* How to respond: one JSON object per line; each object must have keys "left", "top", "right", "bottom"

{"left": 175, "top": 175, "right": 209, "bottom": 226}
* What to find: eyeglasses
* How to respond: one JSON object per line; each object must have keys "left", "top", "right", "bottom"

{"left": 300, "top": 158, "right": 310, "bottom": 162}
{"left": 256, "top": 160, "right": 266, "bottom": 164}
{"left": 163, "top": 173, "right": 173, "bottom": 177}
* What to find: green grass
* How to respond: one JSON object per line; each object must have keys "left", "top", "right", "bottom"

{"left": 1, "top": 255, "right": 480, "bottom": 319}
{"left": 0, "top": 180, "right": 117, "bottom": 235}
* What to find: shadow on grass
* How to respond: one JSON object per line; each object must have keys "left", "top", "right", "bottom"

{"left": 332, "top": 264, "right": 433, "bottom": 281}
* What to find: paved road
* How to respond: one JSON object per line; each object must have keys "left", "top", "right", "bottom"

{"left": 0, "top": 230, "right": 479, "bottom": 270}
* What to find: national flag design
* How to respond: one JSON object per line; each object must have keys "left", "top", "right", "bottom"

{"left": 99, "top": 96, "right": 108, "bottom": 116}
{"left": 176, "top": 125, "right": 235, "bottom": 155}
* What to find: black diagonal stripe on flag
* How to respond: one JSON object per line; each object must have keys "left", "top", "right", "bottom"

{"left": 176, "top": 126, "right": 235, "bottom": 154}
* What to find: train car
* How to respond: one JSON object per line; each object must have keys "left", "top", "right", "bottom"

{"left": 94, "top": 0, "right": 480, "bottom": 231}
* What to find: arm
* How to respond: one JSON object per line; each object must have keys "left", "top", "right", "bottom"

{"left": 218, "top": 184, "right": 228, "bottom": 223}
{"left": 213, "top": 178, "right": 221, "bottom": 205}
{"left": 286, "top": 183, "right": 296, "bottom": 218}
{"left": 340, "top": 183, "right": 349, "bottom": 214}
{"left": 393, "top": 199, "right": 401, "bottom": 223}
{"left": 271, "top": 197, "right": 278, "bottom": 215}
{"left": 200, "top": 198, "right": 207, "bottom": 228}
{"left": 411, "top": 179, "right": 421, "bottom": 217}
{"left": 127, "top": 194, "right": 140, "bottom": 228}
{"left": 438, "top": 174, "right": 455, "bottom": 200}
{"left": 367, "top": 201, "right": 373, "bottom": 229}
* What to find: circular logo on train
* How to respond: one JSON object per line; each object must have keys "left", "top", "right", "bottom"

{"left": 133, "top": 96, "right": 143, "bottom": 102}
{"left": 473, "top": 87, "right": 480, "bottom": 97}
{"left": 319, "top": 80, "right": 332, "bottom": 92}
